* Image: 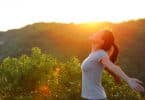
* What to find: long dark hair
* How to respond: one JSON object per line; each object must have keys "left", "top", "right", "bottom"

{"left": 101, "top": 30, "right": 122, "bottom": 85}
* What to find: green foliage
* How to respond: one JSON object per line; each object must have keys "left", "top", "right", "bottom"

{"left": 102, "top": 71, "right": 143, "bottom": 100}
{"left": 0, "top": 47, "right": 144, "bottom": 100}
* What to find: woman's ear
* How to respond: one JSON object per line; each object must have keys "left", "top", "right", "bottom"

{"left": 101, "top": 39, "right": 105, "bottom": 44}
{"left": 100, "top": 39, "right": 105, "bottom": 48}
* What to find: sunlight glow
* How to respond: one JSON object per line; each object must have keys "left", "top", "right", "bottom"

{"left": 0, "top": 0, "right": 145, "bottom": 31}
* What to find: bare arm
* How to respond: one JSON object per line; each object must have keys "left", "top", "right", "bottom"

{"left": 100, "top": 56, "right": 145, "bottom": 92}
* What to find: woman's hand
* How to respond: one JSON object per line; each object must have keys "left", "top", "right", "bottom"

{"left": 100, "top": 56, "right": 145, "bottom": 92}
{"left": 127, "top": 77, "right": 145, "bottom": 92}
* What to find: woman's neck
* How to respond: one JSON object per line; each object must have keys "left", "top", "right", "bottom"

{"left": 91, "top": 45, "right": 101, "bottom": 53}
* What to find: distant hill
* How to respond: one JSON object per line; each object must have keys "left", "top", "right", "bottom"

{"left": 0, "top": 18, "right": 145, "bottom": 83}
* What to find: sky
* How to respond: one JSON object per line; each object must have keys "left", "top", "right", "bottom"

{"left": 0, "top": 0, "right": 145, "bottom": 31}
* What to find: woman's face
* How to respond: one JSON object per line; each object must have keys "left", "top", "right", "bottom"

{"left": 89, "top": 31, "right": 104, "bottom": 48}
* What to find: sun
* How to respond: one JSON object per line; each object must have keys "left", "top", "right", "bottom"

{"left": 0, "top": 0, "right": 145, "bottom": 30}
{"left": 50, "top": 0, "right": 145, "bottom": 23}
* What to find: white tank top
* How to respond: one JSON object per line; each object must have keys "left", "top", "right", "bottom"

{"left": 81, "top": 49, "right": 109, "bottom": 99}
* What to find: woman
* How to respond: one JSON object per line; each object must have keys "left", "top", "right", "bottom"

{"left": 80, "top": 30, "right": 144, "bottom": 100}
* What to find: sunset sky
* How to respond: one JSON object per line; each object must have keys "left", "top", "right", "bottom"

{"left": 0, "top": 0, "right": 145, "bottom": 31}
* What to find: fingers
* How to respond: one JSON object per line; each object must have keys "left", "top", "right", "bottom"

{"left": 133, "top": 83, "right": 145, "bottom": 92}
{"left": 135, "top": 78, "right": 143, "bottom": 84}
{"left": 136, "top": 84, "right": 145, "bottom": 92}
{"left": 129, "top": 78, "right": 145, "bottom": 92}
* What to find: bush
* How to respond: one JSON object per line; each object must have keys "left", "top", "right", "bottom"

{"left": 0, "top": 47, "right": 143, "bottom": 100}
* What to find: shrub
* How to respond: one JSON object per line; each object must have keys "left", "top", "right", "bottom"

{"left": 0, "top": 47, "right": 143, "bottom": 100}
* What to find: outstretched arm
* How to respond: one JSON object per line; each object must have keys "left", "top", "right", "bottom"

{"left": 100, "top": 56, "right": 145, "bottom": 92}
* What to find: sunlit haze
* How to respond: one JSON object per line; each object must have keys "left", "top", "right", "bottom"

{"left": 0, "top": 0, "right": 145, "bottom": 31}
